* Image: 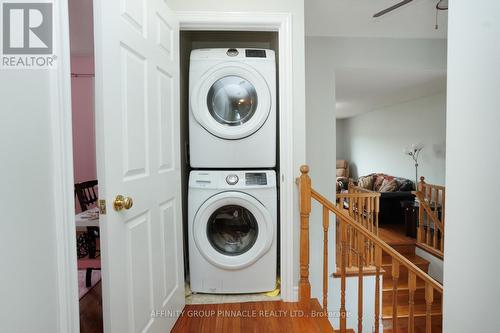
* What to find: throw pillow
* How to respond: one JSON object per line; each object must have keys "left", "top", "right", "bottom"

{"left": 373, "top": 175, "right": 385, "bottom": 191}
{"left": 358, "top": 175, "right": 374, "bottom": 190}
{"left": 379, "top": 179, "right": 398, "bottom": 192}
{"left": 399, "top": 179, "right": 414, "bottom": 191}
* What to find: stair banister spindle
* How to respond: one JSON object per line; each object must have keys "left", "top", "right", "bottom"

{"left": 418, "top": 199, "right": 424, "bottom": 244}
{"left": 374, "top": 246, "right": 382, "bottom": 333}
{"left": 426, "top": 206, "right": 431, "bottom": 246}
{"left": 340, "top": 219, "right": 348, "bottom": 332}
{"left": 408, "top": 273, "right": 417, "bottom": 333}
{"left": 425, "top": 283, "right": 434, "bottom": 333}
{"left": 298, "top": 165, "right": 311, "bottom": 311}
{"left": 322, "top": 206, "right": 329, "bottom": 315}
{"left": 392, "top": 259, "right": 400, "bottom": 333}
{"left": 357, "top": 230, "right": 364, "bottom": 333}
{"left": 433, "top": 188, "right": 438, "bottom": 248}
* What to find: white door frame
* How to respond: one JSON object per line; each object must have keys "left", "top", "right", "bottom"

{"left": 49, "top": 9, "right": 297, "bottom": 333}
{"left": 50, "top": 0, "right": 80, "bottom": 332}
{"left": 176, "top": 11, "right": 296, "bottom": 302}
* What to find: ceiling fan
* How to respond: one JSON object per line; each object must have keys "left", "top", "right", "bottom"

{"left": 373, "top": 0, "right": 448, "bottom": 18}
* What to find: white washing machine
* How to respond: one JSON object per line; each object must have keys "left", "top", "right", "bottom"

{"left": 188, "top": 170, "right": 277, "bottom": 294}
{"left": 189, "top": 48, "right": 276, "bottom": 168}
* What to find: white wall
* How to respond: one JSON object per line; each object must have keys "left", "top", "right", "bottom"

{"left": 305, "top": 37, "right": 337, "bottom": 306}
{"left": 0, "top": 3, "right": 79, "bottom": 333}
{"left": 340, "top": 93, "right": 447, "bottom": 185}
{"left": 336, "top": 119, "right": 348, "bottom": 160}
{"left": 444, "top": 1, "right": 500, "bottom": 332}
{"left": 415, "top": 248, "right": 443, "bottom": 284}
{"left": 167, "top": 0, "right": 306, "bottom": 300}
{"left": 0, "top": 71, "right": 61, "bottom": 333}
{"left": 331, "top": 276, "right": 381, "bottom": 333}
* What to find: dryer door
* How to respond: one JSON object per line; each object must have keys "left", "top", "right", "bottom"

{"left": 190, "top": 62, "right": 272, "bottom": 140}
{"left": 193, "top": 191, "right": 274, "bottom": 270}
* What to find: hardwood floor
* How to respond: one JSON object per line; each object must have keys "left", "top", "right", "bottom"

{"left": 79, "top": 285, "right": 337, "bottom": 333}
{"left": 77, "top": 225, "right": 440, "bottom": 333}
{"left": 79, "top": 281, "right": 103, "bottom": 333}
{"left": 171, "top": 299, "right": 337, "bottom": 333}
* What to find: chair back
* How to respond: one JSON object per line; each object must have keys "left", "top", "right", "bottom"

{"left": 75, "top": 180, "right": 98, "bottom": 211}
{"left": 336, "top": 159, "right": 349, "bottom": 178}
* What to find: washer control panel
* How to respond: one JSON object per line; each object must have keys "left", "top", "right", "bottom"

{"left": 245, "top": 172, "right": 267, "bottom": 185}
{"left": 189, "top": 170, "right": 276, "bottom": 189}
{"left": 225, "top": 174, "right": 239, "bottom": 185}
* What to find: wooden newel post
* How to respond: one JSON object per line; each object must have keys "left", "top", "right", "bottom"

{"left": 418, "top": 176, "right": 426, "bottom": 192}
{"left": 299, "top": 165, "right": 311, "bottom": 310}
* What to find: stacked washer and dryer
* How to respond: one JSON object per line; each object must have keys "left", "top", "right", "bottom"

{"left": 188, "top": 48, "right": 278, "bottom": 294}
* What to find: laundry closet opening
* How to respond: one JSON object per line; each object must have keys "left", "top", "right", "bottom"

{"left": 179, "top": 31, "right": 281, "bottom": 302}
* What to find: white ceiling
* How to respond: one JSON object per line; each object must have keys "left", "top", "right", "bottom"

{"left": 305, "top": 0, "right": 448, "bottom": 118}
{"left": 306, "top": 0, "right": 448, "bottom": 38}
{"left": 69, "top": 0, "right": 94, "bottom": 56}
{"left": 335, "top": 67, "right": 446, "bottom": 118}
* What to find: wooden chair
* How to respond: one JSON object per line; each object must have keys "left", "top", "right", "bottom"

{"left": 74, "top": 180, "right": 98, "bottom": 211}
{"left": 74, "top": 180, "right": 101, "bottom": 287}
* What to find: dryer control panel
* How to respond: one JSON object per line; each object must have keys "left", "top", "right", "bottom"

{"left": 191, "top": 48, "right": 275, "bottom": 61}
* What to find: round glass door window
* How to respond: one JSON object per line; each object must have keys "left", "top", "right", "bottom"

{"left": 207, "top": 76, "right": 258, "bottom": 126}
{"left": 207, "top": 205, "right": 259, "bottom": 256}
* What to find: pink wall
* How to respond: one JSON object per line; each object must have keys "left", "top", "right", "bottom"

{"left": 71, "top": 55, "right": 96, "bottom": 212}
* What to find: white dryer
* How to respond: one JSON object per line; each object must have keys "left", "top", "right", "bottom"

{"left": 188, "top": 170, "right": 277, "bottom": 294}
{"left": 189, "top": 48, "right": 276, "bottom": 168}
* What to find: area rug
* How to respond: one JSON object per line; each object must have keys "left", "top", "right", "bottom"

{"left": 78, "top": 269, "right": 101, "bottom": 299}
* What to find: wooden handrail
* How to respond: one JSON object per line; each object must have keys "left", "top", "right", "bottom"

{"left": 336, "top": 192, "right": 381, "bottom": 198}
{"left": 414, "top": 176, "right": 446, "bottom": 256}
{"left": 311, "top": 189, "right": 443, "bottom": 293}
{"left": 413, "top": 191, "right": 444, "bottom": 233}
{"left": 298, "top": 165, "right": 443, "bottom": 333}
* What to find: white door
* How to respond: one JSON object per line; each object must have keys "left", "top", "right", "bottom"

{"left": 93, "top": 0, "right": 183, "bottom": 332}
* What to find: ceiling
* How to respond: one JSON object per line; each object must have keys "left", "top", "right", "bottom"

{"left": 305, "top": 0, "right": 448, "bottom": 118}
{"left": 335, "top": 67, "right": 446, "bottom": 118}
{"left": 306, "top": 0, "right": 448, "bottom": 38}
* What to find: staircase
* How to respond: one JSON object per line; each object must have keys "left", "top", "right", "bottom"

{"left": 379, "top": 226, "right": 443, "bottom": 333}
{"left": 298, "top": 166, "right": 443, "bottom": 333}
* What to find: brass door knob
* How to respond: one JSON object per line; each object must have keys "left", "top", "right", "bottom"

{"left": 113, "top": 195, "right": 133, "bottom": 211}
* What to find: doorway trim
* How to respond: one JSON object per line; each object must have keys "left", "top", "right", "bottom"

{"left": 50, "top": 1, "right": 80, "bottom": 332}
{"left": 176, "top": 11, "right": 296, "bottom": 302}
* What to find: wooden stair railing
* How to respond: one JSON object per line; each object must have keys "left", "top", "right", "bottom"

{"left": 335, "top": 192, "right": 380, "bottom": 269}
{"left": 298, "top": 166, "right": 443, "bottom": 333}
{"left": 413, "top": 177, "right": 446, "bottom": 258}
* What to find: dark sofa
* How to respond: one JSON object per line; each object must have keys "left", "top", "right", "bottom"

{"left": 350, "top": 173, "right": 415, "bottom": 226}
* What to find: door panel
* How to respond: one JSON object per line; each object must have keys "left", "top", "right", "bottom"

{"left": 94, "top": 0, "right": 183, "bottom": 332}
{"left": 159, "top": 200, "right": 180, "bottom": 302}
{"left": 157, "top": 69, "right": 174, "bottom": 173}
{"left": 121, "top": 45, "right": 148, "bottom": 180}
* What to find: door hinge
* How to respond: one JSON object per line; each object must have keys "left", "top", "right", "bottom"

{"left": 98, "top": 199, "right": 107, "bottom": 215}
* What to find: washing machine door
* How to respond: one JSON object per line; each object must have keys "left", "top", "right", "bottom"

{"left": 193, "top": 191, "right": 274, "bottom": 270}
{"left": 191, "top": 62, "right": 272, "bottom": 140}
